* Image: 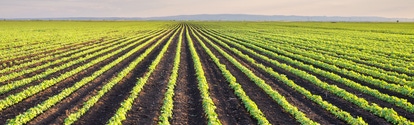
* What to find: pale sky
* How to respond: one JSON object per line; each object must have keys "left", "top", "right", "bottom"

{"left": 0, "top": 0, "right": 413, "bottom": 18}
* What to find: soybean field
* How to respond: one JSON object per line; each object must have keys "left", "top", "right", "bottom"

{"left": 0, "top": 21, "right": 413, "bottom": 125}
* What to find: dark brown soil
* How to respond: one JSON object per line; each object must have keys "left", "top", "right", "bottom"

{"left": 171, "top": 27, "right": 206, "bottom": 125}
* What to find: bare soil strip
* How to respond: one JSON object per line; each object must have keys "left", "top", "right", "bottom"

{"left": 171, "top": 29, "right": 206, "bottom": 125}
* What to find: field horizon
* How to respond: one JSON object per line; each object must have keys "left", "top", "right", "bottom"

{"left": 3, "top": 14, "right": 414, "bottom": 22}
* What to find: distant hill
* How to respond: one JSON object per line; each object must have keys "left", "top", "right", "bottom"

{"left": 145, "top": 14, "right": 413, "bottom": 22}
{"left": 4, "top": 14, "right": 414, "bottom": 22}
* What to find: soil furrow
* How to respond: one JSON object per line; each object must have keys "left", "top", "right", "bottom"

{"left": 171, "top": 27, "right": 206, "bottom": 125}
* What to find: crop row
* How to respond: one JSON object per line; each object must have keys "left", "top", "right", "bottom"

{"left": 202, "top": 29, "right": 414, "bottom": 113}
{"left": 192, "top": 25, "right": 367, "bottom": 124}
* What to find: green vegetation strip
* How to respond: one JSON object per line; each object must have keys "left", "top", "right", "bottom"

{"left": 187, "top": 26, "right": 222, "bottom": 125}
{"left": 157, "top": 27, "right": 184, "bottom": 125}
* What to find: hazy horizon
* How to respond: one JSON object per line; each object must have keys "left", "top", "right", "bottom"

{"left": 1, "top": 0, "right": 413, "bottom": 19}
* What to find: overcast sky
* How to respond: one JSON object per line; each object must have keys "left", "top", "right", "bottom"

{"left": 0, "top": 0, "right": 413, "bottom": 18}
